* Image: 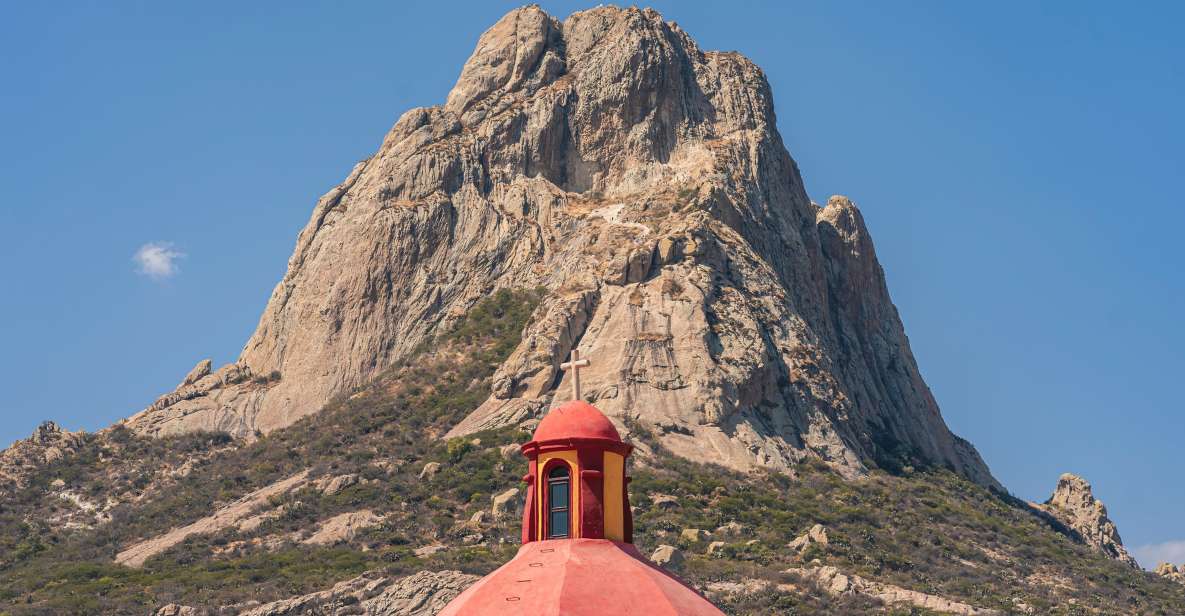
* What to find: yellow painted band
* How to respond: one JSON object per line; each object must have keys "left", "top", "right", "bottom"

{"left": 603, "top": 451, "right": 625, "bottom": 541}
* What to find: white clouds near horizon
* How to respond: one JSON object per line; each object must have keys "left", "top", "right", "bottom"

{"left": 133, "top": 242, "right": 184, "bottom": 281}
{"left": 1132, "top": 540, "right": 1185, "bottom": 570}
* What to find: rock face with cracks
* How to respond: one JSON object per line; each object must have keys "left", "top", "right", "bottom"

{"left": 119, "top": 5, "right": 996, "bottom": 487}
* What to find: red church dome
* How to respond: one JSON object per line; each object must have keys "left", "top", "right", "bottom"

{"left": 438, "top": 538, "right": 724, "bottom": 616}
{"left": 440, "top": 369, "right": 725, "bottom": 615}
{"left": 530, "top": 399, "right": 622, "bottom": 444}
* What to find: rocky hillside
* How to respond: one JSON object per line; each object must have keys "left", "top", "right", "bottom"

{"left": 123, "top": 3, "right": 995, "bottom": 488}
{"left": 2, "top": 289, "right": 1183, "bottom": 615}
{"left": 4, "top": 5, "right": 1181, "bottom": 615}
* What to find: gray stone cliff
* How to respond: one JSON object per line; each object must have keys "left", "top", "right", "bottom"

{"left": 122, "top": 5, "right": 997, "bottom": 487}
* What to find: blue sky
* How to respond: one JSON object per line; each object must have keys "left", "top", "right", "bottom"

{"left": 1, "top": 1, "right": 1181, "bottom": 568}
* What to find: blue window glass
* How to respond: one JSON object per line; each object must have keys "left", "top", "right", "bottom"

{"left": 547, "top": 465, "right": 570, "bottom": 539}
{"left": 549, "top": 481, "right": 569, "bottom": 504}
{"left": 549, "top": 507, "right": 569, "bottom": 537}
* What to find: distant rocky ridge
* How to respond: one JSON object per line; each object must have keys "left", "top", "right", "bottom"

{"left": 1034, "top": 473, "right": 1138, "bottom": 568}
{"left": 109, "top": 4, "right": 998, "bottom": 488}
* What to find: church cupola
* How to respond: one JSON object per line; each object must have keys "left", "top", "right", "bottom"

{"left": 438, "top": 350, "right": 725, "bottom": 616}
{"left": 520, "top": 399, "right": 634, "bottom": 543}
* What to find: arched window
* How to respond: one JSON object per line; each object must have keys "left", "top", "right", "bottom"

{"left": 547, "top": 465, "right": 571, "bottom": 539}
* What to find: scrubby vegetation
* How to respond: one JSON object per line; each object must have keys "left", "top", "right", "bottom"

{"left": 0, "top": 288, "right": 542, "bottom": 614}
{"left": 1, "top": 286, "right": 1183, "bottom": 615}
{"left": 629, "top": 428, "right": 1185, "bottom": 615}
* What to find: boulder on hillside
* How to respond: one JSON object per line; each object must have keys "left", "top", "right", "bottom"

{"left": 680, "top": 528, "right": 710, "bottom": 543}
{"left": 419, "top": 462, "right": 441, "bottom": 480}
{"left": 491, "top": 487, "right": 519, "bottom": 520}
{"left": 651, "top": 545, "right": 683, "bottom": 569}
{"left": 788, "top": 524, "right": 830, "bottom": 553}
{"left": 714, "top": 521, "right": 747, "bottom": 537}
{"left": 468, "top": 510, "right": 489, "bottom": 527}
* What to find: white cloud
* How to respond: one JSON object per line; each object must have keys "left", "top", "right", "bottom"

{"left": 133, "top": 242, "right": 185, "bottom": 280}
{"left": 1132, "top": 540, "right": 1185, "bottom": 570}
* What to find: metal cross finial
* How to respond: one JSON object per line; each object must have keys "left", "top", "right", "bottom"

{"left": 559, "top": 349, "right": 591, "bottom": 401}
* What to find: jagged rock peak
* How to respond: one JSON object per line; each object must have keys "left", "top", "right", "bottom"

{"left": 443, "top": 5, "right": 565, "bottom": 119}
{"left": 1037, "top": 473, "right": 1138, "bottom": 567}
{"left": 120, "top": 5, "right": 998, "bottom": 489}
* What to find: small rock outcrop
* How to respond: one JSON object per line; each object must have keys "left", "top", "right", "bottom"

{"left": 788, "top": 523, "right": 829, "bottom": 553}
{"left": 418, "top": 462, "right": 441, "bottom": 480}
{"left": 0, "top": 421, "right": 85, "bottom": 490}
{"left": 1155, "top": 562, "right": 1185, "bottom": 584}
{"left": 178, "top": 359, "right": 212, "bottom": 388}
{"left": 467, "top": 510, "right": 489, "bottom": 527}
{"left": 490, "top": 487, "right": 519, "bottom": 520}
{"left": 1035, "top": 473, "right": 1138, "bottom": 567}
{"left": 124, "top": 361, "right": 260, "bottom": 438}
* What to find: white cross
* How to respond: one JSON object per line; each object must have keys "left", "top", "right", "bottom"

{"left": 559, "top": 349, "right": 591, "bottom": 401}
